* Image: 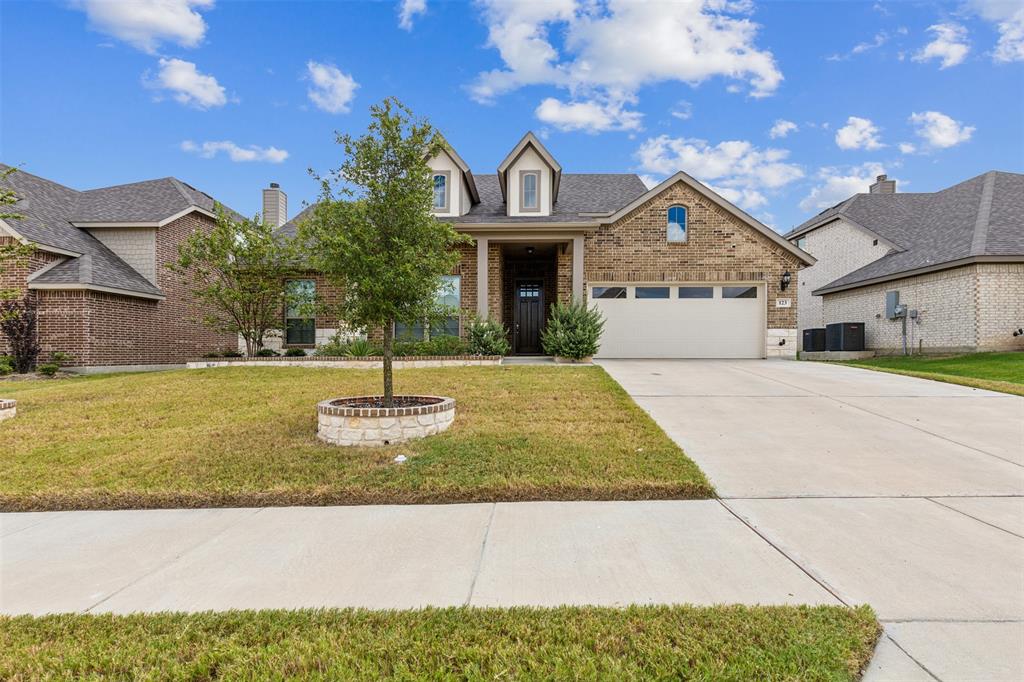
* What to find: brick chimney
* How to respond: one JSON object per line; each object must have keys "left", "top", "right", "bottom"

{"left": 869, "top": 174, "right": 896, "bottom": 194}
{"left": 262, "top": 182, "right": 288, "bottom": 228}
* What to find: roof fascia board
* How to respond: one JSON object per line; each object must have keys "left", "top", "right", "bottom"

{"left": 70, "top": 205, "right": 216, "bottom": 229}
{"left": 457, "top": 222, "right": 598, "bottom": 232}
{"left": 788, "top": 212, "right": 903, "bottom": 252}
{"left": 496, "top": 132, "right": 562, "bottom": 203}
{"left": 27, "top": 281, "right": 166, "bottom": 301}
{"left": 813, "top": 255, "right": 1024, "bottom": 295}
{"left": 25, "top": 257, "right": 66, "bottom": 282}
{"left": 440, "top": 146, "right": 480, "bottom": 204}
{"left": 599, "top": 171, "right": 816, "bottom": 265}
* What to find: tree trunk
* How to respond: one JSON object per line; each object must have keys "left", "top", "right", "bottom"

{"left": 242, "top": 333, "right": 255, "bottom": 357}
{"left": 382, "top": 320, "right": 394, "bottom": 408}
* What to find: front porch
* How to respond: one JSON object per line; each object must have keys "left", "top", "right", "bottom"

{"left": 470, "top": 235, "right": 584, "bottom": 355}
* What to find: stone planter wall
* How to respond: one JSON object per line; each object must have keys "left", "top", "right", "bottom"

{"left": 187, "top": 356, "right": 502, "bottom": 370}
{"left": 317, "top": 396, "right": 456, "bottom": 447}
{"left": 0, "top": 399, "right": 16, "bottom": 421}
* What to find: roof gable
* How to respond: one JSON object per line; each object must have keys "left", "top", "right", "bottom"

{"left": 496, "top": 132, "right": 562, "bottom": 203}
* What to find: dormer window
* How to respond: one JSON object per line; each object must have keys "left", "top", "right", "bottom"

{"left": 667, "top": 205, "right": 688, "bottom": 242}
{"left": 520, "top": 171, "right": 540, "bottom": 212}
{"left": 432, "top": 171, "right": 450, "bottom": 212}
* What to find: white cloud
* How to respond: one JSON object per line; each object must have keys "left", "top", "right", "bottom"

{"left": 638, "top": 174, "right": 661, "bottom": 190}
{"left": 970, "top": 0, "right": 1024, "bottom": 62}
{"left": 827, "top": 30, "right": 891, "bottom": 61}
{"left": 899, "top": 142, "right": 917, "bottom": 154}
{"left": 671, "top": 100, "right": 693, "bottom": 120}
{"left": 181, "top": 140, "right": 288, "bottom": 163}
{"left": 306, "top": 61, "right": 358, "bottom": 114}
{"left": 835, "top": 116, "right": 885, "bottom": 150}
{"left": 72, "top": 0, "right": 213, "bottom": 53}
{"left": 147, "top": 58, "right": 226, "bottom": 108}
{"left": 769, "top": 119, "right": 798, "bottom": 139}
{"left": 469, "top": 0, "right": 782, "bottom": 131}
{"left": 535, "top": 96, "right": 642, "bottom": 132}
{"left": 398, "top": 0, "right": 426, "bottom": 31}
{"left": 636, "top": 135, "right": 803, "bottom": 211}
{"left": 913, "top": 23, "right": 970, "bottom": 68}
{"left": 799, "top": 163, "right": 887, "bottom": 213}
{"left": 909, "top": 110, "right": 975, "bottom": 149}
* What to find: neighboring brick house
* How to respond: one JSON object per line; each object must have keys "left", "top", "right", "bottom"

{"left": 786, "top": 171, "right": 1024, "bottom": 354}
{"left": 274, "top": 132, "right": 813, "bottom": 358}
{"left": 0, "top": 166, "right": 236, "bottom": 369}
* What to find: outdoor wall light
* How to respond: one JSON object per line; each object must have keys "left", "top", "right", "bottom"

{"left": 780, "top": 270, "right": 792, "bottom": 290}
{"left": 526, "top": 246, "right": 535, "bottom": 255}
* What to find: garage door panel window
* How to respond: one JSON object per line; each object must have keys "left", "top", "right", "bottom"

{"left": 635, "top": 286, "right": 670, "bottom": 299}
{"left": 592, "top": 286, "right": 627, "bottom": 299}
{"left": 723, "top": 286, "right": 758, "bottom": 299}
{"left": 667, "top": 205, "right": 688, "bottom": 243}
{"left": 678, "top": 286, "right": 713, "bottom": 299}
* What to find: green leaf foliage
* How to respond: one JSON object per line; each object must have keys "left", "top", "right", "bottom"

{"left": 466, "top": 316, "right": 510, "bottom": 356}
{"left": 541, "top": 300, "right": 606, "bottom": 360}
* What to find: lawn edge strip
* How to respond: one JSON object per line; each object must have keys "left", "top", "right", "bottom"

{"left": 843, "top": 363, "right": 1024, "bottom": 397}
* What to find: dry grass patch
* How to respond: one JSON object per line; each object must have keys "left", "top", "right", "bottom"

{"left": 0, "top": 605, "right": 880, "bottom": 681}
{"left": 0, "top": 366, "right": 712, "bottom": 510}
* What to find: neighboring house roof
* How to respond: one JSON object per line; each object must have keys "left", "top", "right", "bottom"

{"left": 0, "top": 165, "right": 230, "bottom": 299}
{"left": 796, "top": 171, "right": 1024, "bottom": 295}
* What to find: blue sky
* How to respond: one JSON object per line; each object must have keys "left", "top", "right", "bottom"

{"left": 2, "top": 0, "right": 1022, "bottom": 232}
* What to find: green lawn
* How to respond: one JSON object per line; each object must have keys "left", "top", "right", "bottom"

{"left": 0, "top": 366, "right": 712, "bottom": 511}
{"left": 845, "top": 351, "right": 1024, "bottom": 396}
{"left": 0, "top": 605, "right": 880, "bottom": 681}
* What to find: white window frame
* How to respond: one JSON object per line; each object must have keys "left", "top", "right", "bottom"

{"left": 667, "top": 205, "right": 688, "bottom": 243}
{"left": 519, "top": 170, "right": 541, "bottom": 213}
{"left": 432, "top": 171, "right": 451, "bottom": 213}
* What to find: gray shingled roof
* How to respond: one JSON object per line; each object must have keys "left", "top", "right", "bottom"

{"left": 1, "top": 165, "right": 229, "bottom": 298}
{"left": 275, "top": 173, "right": 648, "bottom": 236}
{"left": 788, "top": 171, "right": 1024, "bottom": 294}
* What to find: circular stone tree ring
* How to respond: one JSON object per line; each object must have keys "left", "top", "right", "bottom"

{"left": 317, "top": 395, "right": 456, "bottom": 447}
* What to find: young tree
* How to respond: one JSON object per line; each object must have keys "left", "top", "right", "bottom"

{"left": 1, "top": 167, "right": 41, "bottom": 372}
{"left": 169, "top": 205, "right": 303, "bottom": 356}
{"left": 1, "top": 166, "right": 34, "bottom": 299}
{"left": 301, "top": 98, "right": 469, "bottom": 407}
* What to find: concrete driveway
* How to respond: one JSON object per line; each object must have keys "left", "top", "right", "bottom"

{"left": 601, "top": 359, "right": 1024, "bottom": 681}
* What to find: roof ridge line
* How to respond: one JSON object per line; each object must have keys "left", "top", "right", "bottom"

{"left": 969, "top": 171, "right": 996, "bottom": 256}
{"left": 169, "top": 177, "right": 195, "bottom": 206}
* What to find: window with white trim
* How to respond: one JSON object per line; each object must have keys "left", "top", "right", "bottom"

{"left": 432, "top": 173, "right": 449, "bottom": 211}
{"left": 667, "top": 205, "right": 687, "bottom": 242}
{"left": 395, "top": 275, "right": 461, "bottom": 340}
{"left": 521, "top": 171, "right": 539, "bottom": 211}
{"left": 285, "top": 279, "right": 316, "bottom": 345}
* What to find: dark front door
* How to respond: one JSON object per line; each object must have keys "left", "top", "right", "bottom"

{"left": 514, "top": 280, "right": 544, "bottom": 354}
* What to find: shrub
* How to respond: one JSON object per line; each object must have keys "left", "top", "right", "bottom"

{"left": 466, "top": 317, "right": 510, "bottom": 356}
{"left": 541, "top": 300, "right": 605, "bottom": 360}
{"left": 0, "top": 296, "right": 41, "bottom": 373}
{"left": 284, "top": 348, "right": 307, "bottom": 357}
{"left": 421, "top": 334, "right": 468, "bottom": 356}
{"left": 392, "top": 340, "right": 423, "bottom": 357}
{"left": 49, "top": 351, "right": 74, "bottom": 366}
{"left": 0, "top": 357, "right": 12, "bottom": 376}
{"left": 221, "top": 349, "right": 243, "bottom": 358}
{"left": 36, "top": 363, "right": 59, "bottom": 377}
{"left": 201, "top": 351, "right": 221, "bottom": 359}
{"left": 255, "top": 348, "right": 280, "bottom": 357}
{"left": 342, "top": 339, "right": 380, "bottom": 357}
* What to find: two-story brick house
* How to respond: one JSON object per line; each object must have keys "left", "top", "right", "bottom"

{"left": 0, "top": 166, "right": 236, "bottom": 370}
{"left": 274, "top": 132, "right": 813, "bottom": 359}
{"left": 786, "top": 171, "right": 1024, "bottom": 354}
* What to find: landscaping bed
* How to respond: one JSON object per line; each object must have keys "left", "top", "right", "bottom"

{"left": 0, "top": 605, "right": 880, "bottom": 681}
{"left": 187, "top": 355, "right": 502, "bottom": 369}
{"left": 845, "top": 351, "right": 1024, "bottom": 396}
{"left": 0, "top": 366, "right": 712, "bottom": 510}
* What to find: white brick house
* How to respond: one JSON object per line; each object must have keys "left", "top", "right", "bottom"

{"left": 787, "top": 171, "right": 1024, "bottom": 354}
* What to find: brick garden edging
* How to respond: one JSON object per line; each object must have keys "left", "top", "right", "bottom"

{"left": 186, "top": 356, "right": 502, "bottom": 370}
{"left": 0, "top": 399, "right": 16, "bottom": 422}
{"left": 317, "top": 395, "right": 456, "bottom": 447}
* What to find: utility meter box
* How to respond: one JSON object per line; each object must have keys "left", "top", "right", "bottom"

{"left": 886, "top": 291, "right": 901, "bottom": 319}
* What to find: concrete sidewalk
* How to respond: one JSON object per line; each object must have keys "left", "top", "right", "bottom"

{"left": 2, "top": 500, "right": 836, "bottom": 614}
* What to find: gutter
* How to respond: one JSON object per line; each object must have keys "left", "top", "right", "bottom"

{"left": 813, "top": 255, "right": 1024, "bottom": 296}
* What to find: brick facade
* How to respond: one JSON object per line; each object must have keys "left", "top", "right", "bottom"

{"left": 3, "top": 213, "right": 236, "bottom": 367}
{"left": 584, "top": 179, "right": 802, "bottom": 332}
{"left": 821, "top": 263, "right": 1024, "bottom": 354}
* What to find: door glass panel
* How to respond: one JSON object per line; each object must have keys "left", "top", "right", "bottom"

{"left": 518, "top": 283, "right": 541, "bottom": 298}
{"left": 678, "top": 286, "right": 713, "bottom": 299}
{"left": 723, "top": 286, "right": 758, "bottom": 299}
{"left": 635, "top": 287, "right": 670, "bottom": 299}
{"left": 592, "top": 286, "right": 626, "bottom": 299}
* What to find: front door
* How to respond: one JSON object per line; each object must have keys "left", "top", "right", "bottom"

{"left": 514, "top": 280, "right": 544, "bottom": 354}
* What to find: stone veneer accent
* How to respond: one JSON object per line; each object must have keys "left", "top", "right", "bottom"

{"left": 317, "top": 396, "right": 456, "bottom": 447}
{"left": 187, "top": 356, "right": 502, "bottom": 370}
{"left": 0, "top": 398, "right": 15, "bottom": 421}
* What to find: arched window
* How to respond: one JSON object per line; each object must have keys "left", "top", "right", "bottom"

{"left": 432, "top": 172, "right": 449, "bottom": 211}
{"left": 667, "top": 205, "right": 687, "bottom": 242}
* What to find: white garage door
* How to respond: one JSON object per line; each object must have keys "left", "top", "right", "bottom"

{"left": 590, "top": 283, "right": 765, "bottom": 359}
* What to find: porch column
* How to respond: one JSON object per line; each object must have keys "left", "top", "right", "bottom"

{"left": 572, "top": 235, "right": 584, "bottom": 302}
{"left": 476, "top": 236, "right": 489, "bottom": 318}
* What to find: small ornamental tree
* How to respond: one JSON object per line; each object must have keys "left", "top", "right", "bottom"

{"left": 1, "top": 167, "right": 40, "bottom": 372}
{"left": 301, "top": 98, "right": 470, "bottom": 407}
{"left": 168, "top": 205, "right": 303, "bottom": 356}
{"left": 1, "top": 166, "right": 35, "bottom": 299}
